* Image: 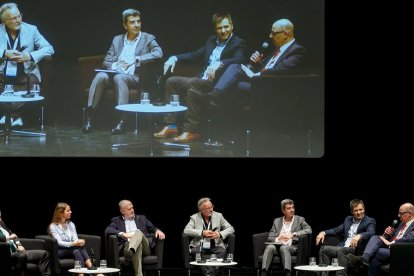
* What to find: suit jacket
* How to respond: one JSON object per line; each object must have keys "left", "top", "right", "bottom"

{"left": 105, "top": 215, "right": 160, "bottom": 255}
{"left": 184, "top": 211, "right": 235, "bottom": 249}
{"left": 176, "top": 34, "right": 247, "bottom": 80}
{"left": 0, "top": 220, "right": 21, "bottom": 247}
{"left": 260, "top": 41, "right": 306, "bottom": 76}
{"left": 0, "top": 22, "right": 54, "bottom": 81}
{"left": 392, "top": 221, "right": 414, "bottom": 243}
{"left": 324, "top": 215, "right": 376, "bottom": 246}
{"left": 103, "top": 31, "right": 162, "bottom": 75}
{"left": 267, "top": 215, "right": 312, "bottom": 244}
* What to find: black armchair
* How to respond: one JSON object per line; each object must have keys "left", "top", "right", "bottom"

{"left": 19, "top": 238, "right": 47, "bottom": 276}
{"left": 0, "top": 242, "right": 11, "bottom": 275}
{"left": 253, "top": 232, "right": 311, "bottom": 276}
{"left": 384, "top": 242, "right": 414, "bottom": 276}
{"left": 35, "top": 234, "right": 101, "bottom": 276}
{"left": 106, "top": 233, "right": 164, "bottom": 276}
{"left": 182, "top": 232, "right": 235, "bottom": 276}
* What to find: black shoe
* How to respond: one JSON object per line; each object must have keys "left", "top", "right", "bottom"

{"left": 260, "top": 269, "right": 268, "bottom": 276}
{"left": 111, "top": 120, "right": 126, "bottom": 135}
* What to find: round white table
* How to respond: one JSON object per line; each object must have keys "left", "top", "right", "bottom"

{"left": 0, "top": 92, "right": 45, "bottom": 144}
{"left": 113, "top": 103, "right": 187, "bottom": 156}
{"left": 68, "top": 267, "right": 120, "bottom": 275}
{"left": 190, "top": 260, "right": 237, "bottom": 276}
{"left": 294, "top": 265, "right": 344, "bottom": 275}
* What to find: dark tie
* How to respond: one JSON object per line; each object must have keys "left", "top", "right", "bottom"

{"left": 261, "top": 49, "right": 280, "bottom": 72}
{"left": 391, "top": 223, "right": 407, "bottom": 241}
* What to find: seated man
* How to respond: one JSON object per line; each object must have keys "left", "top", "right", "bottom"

{"left": 105, "top": 199, "right": 165, "bottom": 276}
{"left": 0, "top": 209, "right": 51, "bottom": 276}
{"left": 83, "top": 8, "right": 162, "bottom": 134}
{"left": 184, "top": 197, "right": 235, "bottom": 276}
{"left": 260, "top": 199, "right": 312, "bottom": 276}
{"left": 316, "top": 199, "right": 376, "bottom": 276}
{"left": 0, "top": 2, "right": 54, "bottom": 127}
{"left": 154, "top": 12, "right": 246, "bottom": 142}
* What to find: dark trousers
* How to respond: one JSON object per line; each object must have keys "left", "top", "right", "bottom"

{"left": 58, "top": 247, "right": 90, "bottom": 267}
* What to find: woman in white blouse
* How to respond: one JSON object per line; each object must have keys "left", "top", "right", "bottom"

{"left": 48, "top": 202, "right": 93, "bottom": 270}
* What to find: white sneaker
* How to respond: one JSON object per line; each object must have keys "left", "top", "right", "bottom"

{"left": 0, "top": 116, "right": 5, "bottom": 124}
{"left": 11, "top": 117, "right": 23, "bottom": 127}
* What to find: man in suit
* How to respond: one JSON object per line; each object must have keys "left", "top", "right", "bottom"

{"left": 316, "top": 199, "right": 376, "bottom": 276}
{"left": 193, "top": 18, "right": 306, "bottom": 109}
{"left": 184, "top": 197, "right": 235, "bottom": 276}
{"left": 260, "top": 199, "right": 312, "bottom": 276}
{"left": 0, "top": 2, "right": 54, "bottom": 127}
{"left": 154, "top": 12, "right": 247, "bottom": 142}
{"left": 348, "top": 202, "right": 414, "bottom": 276}
{"left": 105, "top": 199, "right": 165, "bottom": 276}
{"left": 83, "top": 8, "right": 163, "bottom": 134}
{"left": 0, "top": 209, "right": 51, "bottom": 276}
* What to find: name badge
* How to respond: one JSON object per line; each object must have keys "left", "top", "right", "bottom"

{"left": 6, "top": 61, "right": 17, "bottom": 77}
{"left": 202, "top": 238, "right": 211, "bottom": 249}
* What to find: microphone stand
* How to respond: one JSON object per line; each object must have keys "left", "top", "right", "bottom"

{"left": 21, "top": 61, "right": 36, "bottom": 98}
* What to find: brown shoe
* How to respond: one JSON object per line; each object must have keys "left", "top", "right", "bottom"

{"left": 154, "top": 126, "right": 178, "bottom": 138}
{"left": 172, "top": 131, "right": 200, "bottom": 142}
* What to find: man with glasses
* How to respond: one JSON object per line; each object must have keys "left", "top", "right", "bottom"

{"left": 184, "top": 197, "right": 235, "bottom": 276}
{"left": 0, "top": 2, "right": 54, "bottom": 127}
{"left": 0, "top": 209, "right": 51, "bottom": 276}
{"left": 348, "top": 202, "right": 414, "bottom": 276}
{"left": 192, "top": 18, "right": 306, "bottom": 109}
{"left": 316, "top": 199, "right": 376, "bottom": 276}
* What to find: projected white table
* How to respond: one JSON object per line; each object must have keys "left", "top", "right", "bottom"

{"left": 0, "top": 92, "right": 45, "bottom": 144}
{"left": 112, "top": 103, "right": 187, "bottom": 156}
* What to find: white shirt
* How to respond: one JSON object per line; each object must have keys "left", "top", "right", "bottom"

{"left": 112, "top": 32, "right": 141, "bottom": 75}
{"left": 201, "top": 34, "right": 233, "bottom": 80}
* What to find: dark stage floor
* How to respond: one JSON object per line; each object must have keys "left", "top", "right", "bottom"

{"left": 0, "top": 120, "right": 323, "bottom": 158}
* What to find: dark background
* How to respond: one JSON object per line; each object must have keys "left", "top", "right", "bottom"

{"left": 1, "top": 171, "right": 412, "bottom": 269}
{"left": 13, "top": 0, "right": 324, "bottom": 125}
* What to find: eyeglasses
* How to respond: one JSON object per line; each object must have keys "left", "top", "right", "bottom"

{"left": 398, "top": 211, "right": 409, "bottom": 216}
{"left": 201, "top": 205, "right": 214, "bottom": 212}
{"left": 6, "top": 13, "right": 22, "bottom": 23}
{"left": 270, "top": 30, "right": 285, "bottom": 36}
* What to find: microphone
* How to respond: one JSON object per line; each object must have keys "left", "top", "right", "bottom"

{"left": 383, "top": 220, "right": 398, "bottom": 238}
{"left": 246, "top": 42, "right": 269, "bottom": 69}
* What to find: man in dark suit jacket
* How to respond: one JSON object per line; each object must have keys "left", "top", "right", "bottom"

{"left": 83, "top": 8, "right": 163, "bottom": 134}
{"left": 348, "top": 202, "right": 414, "bottom": 276}
{"left": 316, "top": 199, "right": 376, "bottom": 276}
{"left": 154, "top": 12, "right": 247, "bottom": 142}
{"left": 0, "top": 209, "right": 51, "bottom": 276}
{"left": 105, "top": 199, "right": 165, "bottom": 276}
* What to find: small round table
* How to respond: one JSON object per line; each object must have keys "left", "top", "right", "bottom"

{"left": 112, "top": 103, "right": 187, "bottom": 156}
{"left": 0, "top": 92, "right": 45, "bottom": 144}
{"left": 190, "top": 260, "right": 237, "bottom": 276}
{"left": 68, "top": 267, "right": 120, "bottom": 275}
{"left": 294, "top": 265, "right": 344, "bottom": 275}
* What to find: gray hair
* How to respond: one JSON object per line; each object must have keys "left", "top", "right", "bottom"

{"left": 0, "top": 2, "right": 18, "bottom": 22}
{"left": 197, "top": 197, "right": 211, "bottom": 211}
{"left": 122, "top": 9, "right": 140, "bottom": 24}
{"left": 281, "top": 199, "right": 294, "bottom": 210}
{"left": 274, "top": 19, "right": 294, "bottom": 32}
{"left": 119, "top": 199, "right": 132, "bottom": 209}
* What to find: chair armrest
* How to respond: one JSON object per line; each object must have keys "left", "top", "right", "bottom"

{"left": 153, "top": 238, "right": 164, "bottom": 269}
{"left": 390, "top": 243, "right": 414, "bottom": 275}
{"left": 252, "top": 232, "right": 269, "bottom": 269}
{"left": 35, "top": 235, "right": 60, "bottom": 275}
{"left": 77, "top": 54, "right": 106, "bottom": 96}
{"left": 19, "top": 238, "right": 46, "bottom": 251}
{"left": 107, "top": 234, "right": 120, "bottom": 268}
{"left": 78, "top": 234, "right": 101, "bottom": 266}
{"left": 296, "top": 234, "right": 311, "bottom": 265}
{"left": 182, "top": 232, "right": 191, "bottom": 269}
